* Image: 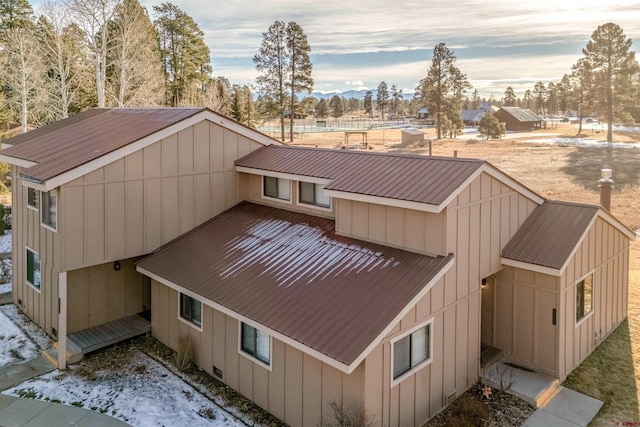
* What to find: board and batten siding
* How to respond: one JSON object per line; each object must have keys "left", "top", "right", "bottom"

{"left": 239, "top": 173, "right": 336, "bottom": 219}
{"left": 61, "top": 121, "right": 263, "bottom": 272}
{"left": 151, "top": 282, "right": 363, "bottom": 427}
{"left": 363, "top": 276, "right": 480, "bottom": 426}
{"left": 67, "top": 258, "right": 150, "bottom": 333}
{"left": 558, "top": 216, "right": 629, "bottom": 381}
{"left": 492, "top": 267, "right": 559, "bottom": 376}
{"left": 12, "top": 167, "right": 63, "bottom": 337}
{"left": 334, "top": 200, "right": 446, "bottom": 256}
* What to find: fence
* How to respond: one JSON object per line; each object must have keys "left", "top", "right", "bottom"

{"left": 258, "top": 118, "right": 418, "bottom": 139}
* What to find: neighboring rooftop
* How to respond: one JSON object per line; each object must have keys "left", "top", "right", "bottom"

{"left": 498, "top": 107, "right": 543, "bottom": 123}
{"left": 501, "top": 200, "right": 600, "bottom": 270}
{"left": 235, "top": 145, "right": 486, "bottom": 206}
{"left": 137, "top": 202, "right": 453, "bottom": 367}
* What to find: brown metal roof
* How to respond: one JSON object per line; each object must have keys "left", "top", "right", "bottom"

{"left": 137, "top": 202, "right": 453, "bottom": 366}
{"left": 1, "top": 108, "right": 206, "bottom": 183}
{"left": 235, "top": 145, "right": 484, "bottom": 206}
{"left": 501, "top": 201, "right": 599, "bottom": 270}
{"left": 498, "top": 107, "right": 543, "bottom": 123}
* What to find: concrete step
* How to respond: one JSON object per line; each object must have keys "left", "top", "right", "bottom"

{"left": 42, "top": 341, "right": 83, "bottom": 368}
{"left": 483, "top": 359, "right": 560, "bottom": 408}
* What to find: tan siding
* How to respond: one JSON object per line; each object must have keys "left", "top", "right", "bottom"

{"left": 67, "top": 258, "right": 149, "bottom": 333}
{"left": 60, "top": 121, "right": 264, "bottom": 271}
{"left": 13, "top": 168, "right": 62, "bottom": 336}
{"left": 151, "top": 283, "right": 364, "bottom": 427}
{"left": 239, "top": 173, "right": 336, "bottom": 219}
{"left": 557, "top": 217, "right": 629, "bottom": 380}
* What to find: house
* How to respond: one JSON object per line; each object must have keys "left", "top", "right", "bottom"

{"left": 0, "top": 108, "right": 633, "bottom": 427}
{"left": 416, "top": 107, "right": 429, "bottom": 119}
{"left": 494, "top": 107, "right": 543, "bottom": 131}
{"left": 460, "top": 109, "right": 486, "bottom": 126}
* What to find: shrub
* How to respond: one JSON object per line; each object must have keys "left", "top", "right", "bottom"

{"left": 317, "top": 401, "right": 376, "bottom": 427}
{"left": 449, "top": 398, "right": 489, "bottom": 427}
{"left": 175, "top": 334, "right": 193, "bottom": 372}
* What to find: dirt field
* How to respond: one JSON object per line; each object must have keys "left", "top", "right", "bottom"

{"left": 292, "top": 123, "right": 640, "bottom": 424}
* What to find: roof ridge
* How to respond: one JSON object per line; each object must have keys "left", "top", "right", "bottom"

{"left": 544, "top": 199, "right": 601, "bottom": 209}
{"left": 269, "top": 144, "right": 485, "bottom": 163}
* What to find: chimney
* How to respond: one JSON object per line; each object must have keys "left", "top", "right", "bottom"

{"left": 599, "top": 168, "right": 614, "bottom": 211}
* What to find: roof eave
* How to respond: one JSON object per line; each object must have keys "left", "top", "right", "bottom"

{"left": 235, "top": 165, "right": 332, "bottom": 186}
{"left": 501, "top": 257, "right": 562, "bottom": 277}
{"left": 24, "top": 110, "right": 279, "bottom": 191}
{"left": 0, "top": 153, "right": 38, "bottom": 168}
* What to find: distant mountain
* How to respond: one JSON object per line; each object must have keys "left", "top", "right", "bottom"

{"left": 310, "top": 89, "right": 413, "bottom": 101}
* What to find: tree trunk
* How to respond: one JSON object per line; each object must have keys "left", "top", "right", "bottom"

{"left": 606, "top": 62, "right": 613, "bottom": 143}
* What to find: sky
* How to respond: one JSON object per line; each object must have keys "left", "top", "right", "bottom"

{"left": 35, "top": 0, "right": 640, "bottom": 99}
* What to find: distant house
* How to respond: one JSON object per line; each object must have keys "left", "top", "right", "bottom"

{"left": 0, "top": 108, "right": 634, "bottom": 426}
{"left": 460, "top": 109, "right": 485, "bottom": 126}
{"left": 417, "top": 107, "right": 429, "bottom": 119}
{"left": 479, "top": 102, "right": 499, "bottom": 113}
{"left": 494, "top": 107, "right": 543, "bottom": 131}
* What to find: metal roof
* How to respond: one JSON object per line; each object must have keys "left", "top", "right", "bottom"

{"left": 137, "top": 202, "right": 453, "bottom": 366}
{"left": 498, "top": 107, "right": 543, "bottom": 123}
{"left": 1, "top": 108, "right": 207, "bottom": 183}
{"left": 460, "top": 109, "right": 485, "bottom": 122}
{"left": 501, "top": 201, "right": 599, "bottom": 270}
{"left": 235, "top": 145, "right": 485, "bottom": 206}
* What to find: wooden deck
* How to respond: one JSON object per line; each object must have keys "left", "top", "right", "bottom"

{"left": 67, "top": 314, "right": 151, "bottom": 355}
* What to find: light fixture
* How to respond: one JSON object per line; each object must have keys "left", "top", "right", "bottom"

{"left": 113, "top": 260, "right": 121, "bottom": 271}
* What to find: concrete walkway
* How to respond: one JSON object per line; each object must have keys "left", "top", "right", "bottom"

{"left": 0, "top": 293, "right": 131, "bottom": 427}
{"left": 484, "top": 360, "right": 603, "bottom": 427}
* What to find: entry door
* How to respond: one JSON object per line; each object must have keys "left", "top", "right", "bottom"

{"left": 534, "top": 290, "right": 557, "bottom": 374}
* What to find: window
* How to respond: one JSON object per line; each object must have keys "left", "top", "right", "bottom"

{"left": 263, "top": 176, "right": 291, "bottom": 201}
{"left": 179, "top": 293, "right": 202, "bottom": 327}
{"left": 576, "top": 275, "right": 593, "bottom": 322}
{"left": 298, "top": 181, "right": 330, "bottom": 208}
{"left": 26, "top": 248, "right": 41, "bottom": 290}
{"left": 392, "top": 321, "right": 431, "bottom": 381}
{"left": 27, "top": 187, "right": 38, "bottom": 209}
{"left": 241, "top": 322, "right": 270, "bottom": 365}
{"left": 41, "top": 190, "right": 57, "bottom": 230}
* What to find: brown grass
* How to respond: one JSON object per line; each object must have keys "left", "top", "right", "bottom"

{"left": 298, "top": 124, "right": 640, "bottom": 424}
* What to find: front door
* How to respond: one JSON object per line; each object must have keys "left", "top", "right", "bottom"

{"left": 481, "top": 276, "right": 494, "bottom": 345}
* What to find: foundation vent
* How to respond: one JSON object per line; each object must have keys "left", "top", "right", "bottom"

{"left": 444, "top": 391, "right": 457, "bottom": 406}
{"left": 213, "top": 366, "right": 223, "bottom": 379}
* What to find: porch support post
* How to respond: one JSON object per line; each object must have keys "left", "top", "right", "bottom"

{"left": 58, "top": 271, "right": 67, "bottom": 370}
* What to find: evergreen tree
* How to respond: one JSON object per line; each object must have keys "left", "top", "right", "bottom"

{"left": 546, "top": 82, "right": 558, "bottom": 116}
{"left": 329, "top": 94, "right": 343, "bottom": 119}
{"left": 571, "top": 57, "right": 596, "bottom": 135}
{"left": 315, "top": 98, "right": 328, "bottom": 119}
{"left": 503, "top": 86, "right": 516, "bottom": 106}
{"left": 254, "top": 20, "right": 313, "bottom": 142}
{"left": 477, "top": 110, "right": 505, "bottom": 140}
{"left": 582, "top": 22, "right": 638, "bottom": 142}
{"left": 376, "top": 81, "right": 388, "bottom": 119}
{"left": 363, "top": 90, "right": 373, "bottom": 118}
{"left": 0, "top": 0, "right": 33, "bottom": 39}
{"left": 533, "top": 81, "right": 547, "bottom": 115}
{"left": 154, "top": 2, "right": 211, "bottom": 107}
{"left": 417, "top": 43, "right": 469, "bottom": 139}
{"left": 285, "top": 22, "right": 313, "bottom": 142}
{"left": 469, "top": 89, "right": 480, "bottom": 109}
{"left": 390, "top": 84, "right": 403, "bottom": 118}
{"left": 523, "top": 89, "right": 533, "bottom": 109}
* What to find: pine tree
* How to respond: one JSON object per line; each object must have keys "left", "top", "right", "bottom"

{"left": 376, "top": 81, "right": 388, "bottom": 119}
{"left": 254, "top": 21, "right": 313, "bottom": 142}
{"left": 0, "top": 0, "right": 33, "bottom": 39}
{"left": 329, "top": 95, "right": 343, "bottom": 119}
{"left": 533, "top": 81, "right": 547, "bottom": 115}
{"left": 417, "top": 43, "right": 469, "bottom": 139}
{"left": 582, "top": 22, "right": 638, "bottom": 142}
{"left": 363, "top": 90, "right": 373, "bottom": 118}
{"left": 315, "top": 98, "right": 328, "bottom": 119}
{"left": 478, "top": 111, "right": 505, "bottom": 140}
{"left": 503, "top": 87, "right": 516, "bottom": 106}
{"left": 154, "top": 2, "right": 211, "bottom": 107}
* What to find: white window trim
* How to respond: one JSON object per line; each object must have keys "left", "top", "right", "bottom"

{"left": 575, "top": 271, "right": 595, "bottom": 328}
{"left": 178, "top": 293, "right": 203, "bottom": 332}
{"left": 40, "top": 189, "right": 58, "bottom": 233}
{"left": 238, "top": 321, "right": 273, "bottom": 371}
{"left": 296, "top": 181, "right": 332, "bottom": 212}
{"left": 25, "top": 246, "right": 42, "bottom": 293}
{"left": 390, "top": 318, "right": 434, "bottom": 388}
{"left": 27, "top": 187, "right": 38, "bottom": 211}
{"left": 261, "top": 176, "right": 293, "bottom": 205}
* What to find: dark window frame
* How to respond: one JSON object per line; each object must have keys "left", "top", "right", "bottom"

{"left": 392, "top": 321, "right": 431, "bottom": 382}
{"left": 241, "top": 322, "right": 271, "bottom": 365}
{"left": 26, "top": 247, "right": 41, "bottom": 290}
{"left": 179, "top": 293, "right": 202, "bottom": 327}
{"left": 576, "top": 275, "right": 593, "bottom": 323}
{"left": 298, "top": 181, "right": 330, "bottom": 208}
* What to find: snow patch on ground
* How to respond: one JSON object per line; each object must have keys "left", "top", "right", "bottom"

{"left": 0, "top": 230, "right": 11, "bottom": 254}
{"left": 0, "top": 231, "right": 11, "bottom": 293}
{"left": 3, "top": 351, "right": 246, "bottom": 427}
{"left": 0, "top": 305, "right": 51, "bottom": 366}
{"left": 525, "top": 137, "right": 640, "bottom": 149}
